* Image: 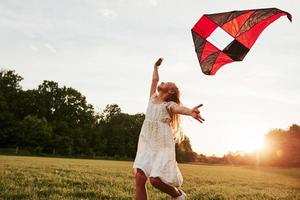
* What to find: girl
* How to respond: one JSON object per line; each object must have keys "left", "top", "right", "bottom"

{"left": 133, "top": 58, "right": 204, "bottom": 200}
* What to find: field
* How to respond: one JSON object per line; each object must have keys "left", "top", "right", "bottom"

{"left": 0, "top": 155, "right": 300, "bottom": 200}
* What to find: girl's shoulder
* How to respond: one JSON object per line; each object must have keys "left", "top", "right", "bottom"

{"left": 165, "top": 101, "right": 178, "bottom": 110}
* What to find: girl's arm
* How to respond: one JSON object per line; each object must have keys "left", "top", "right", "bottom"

{"left": 170, "top": 104, "right": 205, "bottom": 123}
{"left": 150, "top": 58, "right": 163, "bottom": 97}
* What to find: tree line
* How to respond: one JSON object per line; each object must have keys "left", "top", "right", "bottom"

{"left": 221, "top": 124, "right": 300, "bottom": 167}
{"left": 1, "top": 69, "right": 299, "bottom": 166}
{"left": 0, "top": 69, "right": 195, "bottom": 162}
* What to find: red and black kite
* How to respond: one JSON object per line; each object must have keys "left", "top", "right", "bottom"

{"left": 192, "top": 8, "right": 292, "bottom": 75}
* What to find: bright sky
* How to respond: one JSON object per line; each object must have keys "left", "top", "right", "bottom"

{"left": 1, "top": 0, "right": 299, "bottom": 156}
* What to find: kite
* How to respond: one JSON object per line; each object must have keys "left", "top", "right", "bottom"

{"left": 191, "top": 8, "right": 292, "bottom": 75}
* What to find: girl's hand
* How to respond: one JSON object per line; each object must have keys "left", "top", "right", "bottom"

{"left": 154, "top": 58, "right": 163, "bottom": 68}
{"left": 191, "top": 104, "right": 205, "bottom": 123}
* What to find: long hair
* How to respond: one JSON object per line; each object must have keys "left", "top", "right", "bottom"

{"left": 165, "top": 84, "right": 184, "bottom": 144}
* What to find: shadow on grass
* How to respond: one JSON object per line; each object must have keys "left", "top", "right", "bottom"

{"left": 4, "top": 193, "right": 31, "bottom": 200}
{"left": 68, "top": 191, "right": 99, "bottom": 199}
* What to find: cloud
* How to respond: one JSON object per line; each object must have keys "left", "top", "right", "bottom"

{"left": 30, "top": 45, "right": 38, "bottom": 52}
{"left": 149, "top": 0, "right": 158, "bottom": 6}
{"left": 101, "top": 9, "right": 117, "bottom": 19}
{"left": 44, "top": 43, "right": 57, "bottom": 53}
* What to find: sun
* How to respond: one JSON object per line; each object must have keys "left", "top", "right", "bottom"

{"left": 236, "top": 134, "right": 266, "bottom": 153}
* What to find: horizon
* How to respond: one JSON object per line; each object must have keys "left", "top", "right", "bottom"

{"left": 1, "top": 0, "right": 299, "bottom": 156}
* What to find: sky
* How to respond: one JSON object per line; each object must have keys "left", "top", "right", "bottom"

{"left": 1, "top": 0, "right": 299, "bottom": 156}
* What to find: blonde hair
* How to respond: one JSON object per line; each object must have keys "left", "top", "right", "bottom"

{"left": 165, "top": 83, "right": 184, "bottom": 144}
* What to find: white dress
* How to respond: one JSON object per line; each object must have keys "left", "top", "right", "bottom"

{"left": 132, "top": 93, "right": 183, "bottom": 187}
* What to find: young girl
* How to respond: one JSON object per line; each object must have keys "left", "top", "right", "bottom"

{"left": 133, "top": 58, "right": 204, "bottom": 200}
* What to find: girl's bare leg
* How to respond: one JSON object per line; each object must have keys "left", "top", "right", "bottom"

{"left": 135, "top": 169, "right": 148, "bottom": 200}
{"left": 149, "top": 177, "right": 181, "bottom": 198}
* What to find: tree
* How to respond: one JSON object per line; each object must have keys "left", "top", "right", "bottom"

{"left": 125, "top": 113, "right": 145, "bottom": 158}
{"left": 49, "top": 121, "right": 73, "bottom": 155}
{"left": 100, "top": 104, "right": 121, "bottom": 122}
{"left": 262, "top": 124, "right": 300, "bottom": 167}
{"left": 34, "top": 81, "right": 97, "bottom": 155}
{"left": 0, "top": 70, "right": 24, "bottom": 147}
{"left": 20, "top": 115, "right": 52, "bottom": 153}
{"left": 175, "top": 135, "right": 197, "bottom": 162}
{"left": 0, "top": 70, "right": 23, "bottom": 109}
{"left": 98, "top": 104, "right": 144, "bottom": 158}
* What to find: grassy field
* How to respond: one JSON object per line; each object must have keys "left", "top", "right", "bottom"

{"left": 0, "top": 155, "right": 300, "bottom": 200}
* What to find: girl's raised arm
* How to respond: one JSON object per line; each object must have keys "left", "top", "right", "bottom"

{"left": 149, "top": 58, "right": 163, "bottom": 97}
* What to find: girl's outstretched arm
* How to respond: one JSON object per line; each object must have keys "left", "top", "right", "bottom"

{"left": 150, "top": 58, "right": 163, "bottom": 97}
{"left": 170, "top": 104, "right": 205, "bottom": 123}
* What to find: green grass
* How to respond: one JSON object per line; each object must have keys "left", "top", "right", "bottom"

{"left": 0, "top": 155, "right": 299, "bottom": 200}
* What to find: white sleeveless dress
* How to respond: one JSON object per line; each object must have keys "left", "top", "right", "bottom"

{"left": 132, "top": 93, "right": 183, "bottom": 187}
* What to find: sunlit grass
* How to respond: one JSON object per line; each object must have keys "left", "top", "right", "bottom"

{"left": 0, "top": 155, "right": 300, "bottom": 199}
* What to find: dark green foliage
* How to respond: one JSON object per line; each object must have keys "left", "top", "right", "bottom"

{"left": 0, "top": 69, "right": 196, "bottom": 162}
{"left": 0, "top": 70, "right": 23, "bottom": 146}
{"left": 20, "top": 115, "right": 52, "bottom": 153}
{"left": 176, "top": 135, "right": 198, "bottom": 162}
